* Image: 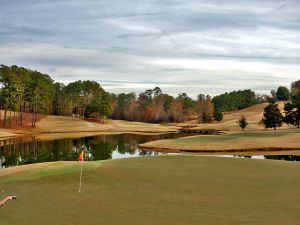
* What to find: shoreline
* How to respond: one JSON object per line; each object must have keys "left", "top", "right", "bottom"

{"left": 139, "top": 145, "right": 300, "bottom": 156}
{"left": 1, "top": 152, "right": 299, "bottom": 177}
{"left": 1, "top": 147, "right": 300, "bottom": 176}
{"left": 139, "top": 129, "right": 300, "bottom": 155}
{"left": 0, "top": 116, "right": 181, "bottom": 141}
{"left": 0, "top": 130, "right": 180, "bottom": 143}
{"left": 1, "top": 106, "right": 300, "bottom": 155}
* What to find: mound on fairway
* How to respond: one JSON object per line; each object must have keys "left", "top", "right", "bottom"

{"left": 1, "top": 156, "right": 300, "bottom": 225}
{"left": 140, "top": 129, "right": 300, "bottom": 155}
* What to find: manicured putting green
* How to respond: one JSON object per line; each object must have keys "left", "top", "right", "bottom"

{"left": 178, "top": 129, "right": 300, "bottom": 143}
{"left": 1, "top": 156, "right": 300, "bottom": 225}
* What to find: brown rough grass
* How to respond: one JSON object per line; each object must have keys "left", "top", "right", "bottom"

{"left": 0, "top": 115, "right": 180, "bottom": 140}
{"left": 35, "top": 116, "right": 179, "bottom": 133}
{"left": 170, "top": 101, "right": 287, "bottom": 131}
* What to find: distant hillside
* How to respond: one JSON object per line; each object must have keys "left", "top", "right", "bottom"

{"left": 184, "top": 102, "right": 286, "bottom": 131}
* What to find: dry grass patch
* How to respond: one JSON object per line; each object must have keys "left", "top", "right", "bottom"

{"left": 35, "top": 116, "right": 179, "bottom": 133}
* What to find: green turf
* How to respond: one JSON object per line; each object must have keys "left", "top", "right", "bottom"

{"left": 0, "top": 161, "right": 102, "bottom": 184}
{"left": 1, "top": 156, "right": 300, "bottom": 225}
{"left": 177, "top": 129, "right": 300, "bottom": 144}
{"left": 177, "top": 135, "right": 236, "bottom": 143}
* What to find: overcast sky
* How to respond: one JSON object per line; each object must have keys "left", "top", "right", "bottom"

{"left": 0, "top": 0, "right": 299, "bottom": 98}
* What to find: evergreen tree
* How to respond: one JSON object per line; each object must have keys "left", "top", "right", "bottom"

{"left": 262, "top": 103, "right": 283, "bottom": 130}
{"left": 283, "top": 102, "right": 295, "bottom": 126}
{"left": 213, "top": 110, "right": 223, "bottom": 121}
{"left": 276, "top": 86, "right": 289, "bottom": 101}
{"left": 236, "top": 115, "right": 248, "bottom": 130}
{"left": 0, "top": 65, "right": 113, "bottom": 126}
{"left": 212, "top": 89, "right": 257, "bottom": 112}
{"left": 283, "top": 91, "right": 300, "bottom": 128}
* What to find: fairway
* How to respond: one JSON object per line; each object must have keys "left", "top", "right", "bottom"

{"left": 1, "top": 156, "right": 300, "bottom": 225}
{"left": 140, "top": 129, "right": 300, "bottom": 153}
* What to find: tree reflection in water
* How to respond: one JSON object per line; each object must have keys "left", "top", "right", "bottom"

{"left": 0, "top": 133, "right": 186, "bottom": 168}
{"left": 1, "top": 133, "right": 298, "bottom": 169}
{"left": 264, "top": 155, "right": 300, "bottom": 161}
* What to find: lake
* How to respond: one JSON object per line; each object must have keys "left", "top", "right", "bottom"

{"left": 1, "top": 133, "right": 299, "bottom": 169}
{"left": 0, "top": 133, "right": 189, "bottom": 168}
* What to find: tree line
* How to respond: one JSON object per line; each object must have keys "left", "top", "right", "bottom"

{"left": 0, "top": 65, "right": 112, "bottom": 127}
{"left": 0, "top": 65, "right": 219, "bottom": 126}
{"left": 1, "top": 64, "right": 299, "bottom": 128}
{"left": 212, "top": 89, "right": 258, "bottom": 112}
{"left": 261, "top": 95, "right": 300, "bottom": 130}
{"left": 269, "top": 81, "right": 300, "bottom": 102}
{"left": 232, "top": 80, "right": 300, "bottom": 131}
{"left": 260, "top": 80, "right": 300, "bottom": 130}
{"left": 0, "top": 65, "right": 54, "bottom": 127}
{"left": 110, "top": 88, "right": 216, "bottom": 123}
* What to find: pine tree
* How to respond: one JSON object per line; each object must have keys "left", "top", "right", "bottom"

{"left": 236, "top": 115, "right": 248, "bottom": 130}
{"left": 283, "top": 91, "right": 300, "bottom": 128}
{"left": 262, "top": 103, "right": 283, "bottom": 130}
{"left": 214, "top": 110, "right": 223, "bottom": 121}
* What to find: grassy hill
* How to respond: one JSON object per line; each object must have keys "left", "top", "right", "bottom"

{"left": 181, "top": 101, "right": 286, "bottom": 131}
{"left": 139, "top": 102, "right": 300, "bottom": 155}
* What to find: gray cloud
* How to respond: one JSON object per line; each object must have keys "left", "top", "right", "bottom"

{"left": 0, "top": 0, "right": 300, "bottom": 98}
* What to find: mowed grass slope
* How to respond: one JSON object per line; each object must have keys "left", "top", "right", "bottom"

{"left": 1, "top": 156, "right": 300, "bottom": 225}
{"left": 140, "top": 129, "right": 300, "bottom": 153}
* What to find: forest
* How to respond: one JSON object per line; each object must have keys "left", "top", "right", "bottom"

{"left": 0, "top": 65, "right": 112, "bottom": 128}
{"left": 0, "top": 64, "right": 299, "bottom": 128}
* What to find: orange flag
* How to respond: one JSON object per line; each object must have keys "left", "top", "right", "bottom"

{"left": 79, "top": 151, "right": 84, "bottom": 161}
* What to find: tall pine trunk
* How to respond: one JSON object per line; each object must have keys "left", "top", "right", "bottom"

{"left": 3, "top": 109, "right": 7, "bottom": 127}
{"left": 0, "top": 103, "right": 2, "bottom": 125}
{"left": 20, "top": 104, "right": 23, "bottom": 126}
{"left": 32, "top": 104, "right": 35, "bottom": 128}
{"left": 9, "top": 110, "right": 12, "bottom": 127}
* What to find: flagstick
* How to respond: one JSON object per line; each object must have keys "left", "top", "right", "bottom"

{"left": 78, "top": 160, "right": 83, "bottom": 193}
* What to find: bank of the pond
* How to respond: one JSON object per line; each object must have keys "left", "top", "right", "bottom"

{"left": 139, "top": 129, "right": 300, "bottom": 155}
{"left": 0, "top": 131, "right": 17, "bottom": 140}
{"left": 0, "top": 115, "right": 181, "bottom": 140}
{"left": 36, "top": 116, "right": 180, "bottom": 135}
{"left": 1, "top": 155, "right": 300, "bottom": 225}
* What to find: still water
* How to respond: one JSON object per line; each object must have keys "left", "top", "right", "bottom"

{"left": 0, "top": 133, "right": 189, "bottom": 168}
{"left": 1, "top": 133, "right": 299, "bottom": 168}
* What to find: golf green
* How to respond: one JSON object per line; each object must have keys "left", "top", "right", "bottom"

{"left": 1, "top": 156, "right": 300, "bottom": 225}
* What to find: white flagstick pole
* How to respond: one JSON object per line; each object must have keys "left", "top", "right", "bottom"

{"left": 79, "top": 159, "right": 83, "bottom": 193}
